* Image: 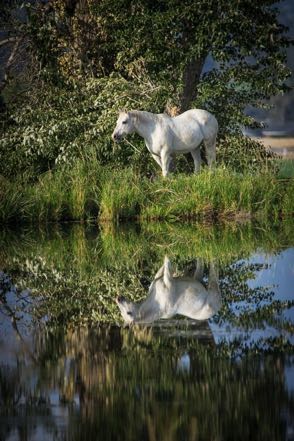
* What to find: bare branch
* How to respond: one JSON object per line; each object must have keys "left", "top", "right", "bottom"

{"left": 0, "top": 36, "right": 23, "bottom": 94}
{"left": 0, "top": 36, "right": 19, "bottom": 47}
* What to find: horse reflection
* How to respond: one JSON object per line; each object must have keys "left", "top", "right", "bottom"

{"left": 116, "top": 256, "right": 221, "bottom": 325}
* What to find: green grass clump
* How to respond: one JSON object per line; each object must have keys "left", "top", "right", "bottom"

{"left": 282, "top": 178, "right": 294, "bottom": 217}
{"left": 25, "top": 170, "right": 71, "bottom": 222}
{"left": 99, "top": 168, "right": 147, "bottom": 221}
{"left": 1, "top": 161, "right": 294, "bottom": 224}
{"left": 276, "top": 159, "right": 294, "bottom": 179}
{"left": 99, "top": 167, "right": 292, "bottom": 222}
{"left": 0, "top": 177, "right": 32, "bottom": 224}
{"left": 6, "top": 160, "right": 102, "bottom": 223}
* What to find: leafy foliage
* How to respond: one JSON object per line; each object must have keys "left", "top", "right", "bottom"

{"left": 0, "top": 75, "right": 172, "bottom": 179}
{"left": 0, "top": 0, "right": 291, "bottom": 182}
{"left": 23, "top": 0, "right": 290, "bottom": 118}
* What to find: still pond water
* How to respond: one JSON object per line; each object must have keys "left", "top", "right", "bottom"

{"left": 0, "top": 222, "right": 294, "bottom": 441}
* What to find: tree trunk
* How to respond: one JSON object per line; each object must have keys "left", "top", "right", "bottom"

{"left": 179, "top": 57, "right": 205, "bottom": 113}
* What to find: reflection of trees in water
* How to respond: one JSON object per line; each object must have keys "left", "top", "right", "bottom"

{"left": 1, "top": 327, "right": 294, "bottom": 441}
{"left": 1, "top": 225, "right": 294, "bottom": 439}
{"left": 215, "top": 261, "right": 294, "bottom": 355}
{"left": 0, "top": 366, "right": 58, "bottom": 441}
{"left": 1, "top": 221, "right": 294, "bottom": 333}
{"left": 1, "top": 246, "right": 294, "bottom": 351}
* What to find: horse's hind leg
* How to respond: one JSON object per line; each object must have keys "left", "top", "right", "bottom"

{"left": 191, "top": 148, "right": 201, "bottom": 173}
{"left": 193, "top": 258, "right": 204, "bottom": 281}
{"left": 204, "top": 134, "right": 217, "bottom": 168}
{"left": 208, "top": 261, "right": 219, "bottom": 292}
{"left": 151, "top": 153, "right": 162, "bottom": 169}
{"left": 160, "top": 150, "right": 172, "bottom": 177}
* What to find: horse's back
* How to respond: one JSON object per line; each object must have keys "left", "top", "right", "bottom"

{"left": 173, "top": 279, "right": 214, "bottom": 320}
{"left": 174, "top": 109, "right": 218, "bottom": 138}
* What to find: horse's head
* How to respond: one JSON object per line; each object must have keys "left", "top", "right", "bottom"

{"left": 116, "top": 296, "right": 137, "bottom": 324}
{"left": 112, "top": 111, "right": 134, "bottom": 142}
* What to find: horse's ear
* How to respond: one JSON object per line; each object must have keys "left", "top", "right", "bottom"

{"left": 119, "top": 108, "right": 128, "bottom": 115}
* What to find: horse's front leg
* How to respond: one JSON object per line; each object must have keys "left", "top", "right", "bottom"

{"left": 160, "top": 149, "right": 172, "bottom": 177}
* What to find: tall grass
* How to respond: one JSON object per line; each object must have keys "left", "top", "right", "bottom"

{"left": 0, "top": 162, "right": 293, "bottom": 224}
{"left": 0, "top": 161, "right": 102, "bottom": 223}
{"left": 276, "top": 159, "right": 294, "bottom": 179}
{"left": 0, "top": 177, "right": 32, "bottom": 223}
{"left": 100, "top": 167, "right": 293, "bottom": 221}
{"left": 99, "top": 168, "right": 146, "bottom": 221}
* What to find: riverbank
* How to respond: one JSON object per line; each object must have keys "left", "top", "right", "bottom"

{"left": 1, "top": 164, "right": 294, "bottom": 224}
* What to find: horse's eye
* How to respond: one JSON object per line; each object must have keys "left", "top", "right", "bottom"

{"left": 127, "top": 311, "right": 133, "bottom": 316}
{"left": 122, "top": 120, "right": 128, "bottom": 124}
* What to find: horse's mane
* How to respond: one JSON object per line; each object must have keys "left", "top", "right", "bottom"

{"left": 130, "top": 110, "right": 168, "bottom": 124}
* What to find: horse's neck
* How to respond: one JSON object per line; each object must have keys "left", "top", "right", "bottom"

{"left": 131, "top": 111, "right": 157, "bottom": 141}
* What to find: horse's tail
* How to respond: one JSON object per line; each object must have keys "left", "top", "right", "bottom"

{"left": 202, "top": 113, "right": 218, "bottom": 140}
{"left": 202, "top": 113, "right": 218, "bottom": 167}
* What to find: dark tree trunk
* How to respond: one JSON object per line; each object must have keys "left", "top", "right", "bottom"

{"left": 179, "top": 57, "right": 205, "bottom": 113}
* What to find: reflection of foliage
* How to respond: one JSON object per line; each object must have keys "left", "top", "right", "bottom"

{"left": 0, "top": 327, "right": 293, "bottom": 441}
{"left": 220, "top": 260, "right": 294, "bottom": 331}
{"left": 10, "top": 255, "right": 145, "bottom": 325}
{"left": 213, "top": 261, "right": 294, "bottom": 356}
{"left": 218, "top": 262, "right": 276, "bottom": 327}
{"left": 0, "top": 221, "right": 293, "bottom": 355}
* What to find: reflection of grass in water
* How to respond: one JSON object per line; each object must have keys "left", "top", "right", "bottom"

{"left": 2, "top": 219, "right": 294, "bottom": 274}
{"left": 1, "top": 219, "right": 294, "bottom": 329}
{"left": 101, "top": 219, "right": 294, "bottom": 266}
{"left": 1, "top": 218, "right": 294, "bottom": 276}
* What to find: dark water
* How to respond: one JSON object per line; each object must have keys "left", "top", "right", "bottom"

{"left": 0, "top": 223, "right": 294, "bottom": 441}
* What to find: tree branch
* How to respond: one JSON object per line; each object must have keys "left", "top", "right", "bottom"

{"left": 0, "top": 36, "right": 19, "bottom": 47}
{"left": 0, "top": 36, "right": 23, "bottom": 94}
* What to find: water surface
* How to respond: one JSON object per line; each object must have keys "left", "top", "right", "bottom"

{"left": 0, "top": 222, "right": 293, "bottom": 441}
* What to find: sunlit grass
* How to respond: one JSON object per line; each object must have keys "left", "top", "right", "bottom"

{"left": 0, "top": 162, "right": 293, "bottom": 224}
{"left": 99, "top": 167, "right": 293, "bottom": 221}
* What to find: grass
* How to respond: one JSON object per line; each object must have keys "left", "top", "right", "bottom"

{"left": 0, "top": 161, "right": 293, "bottom": 224}
{"left": 276, "top": 158, "right": 294, "bottom": 179}
{"left": 0, "top": 161, "right": 103, "bottom": 223}
{"left": 99, "top": 167, "right": 294, "bottom": 222}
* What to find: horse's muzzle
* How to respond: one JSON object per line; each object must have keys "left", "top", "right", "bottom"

{"left": 112, "top": 132, "right": 121, "bottom": 143}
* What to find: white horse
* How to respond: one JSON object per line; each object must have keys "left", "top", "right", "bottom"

{"left": 116, "top": 256, "right": 221, "bottom": 325}
{"left": 112, "top": 109, "right": 218, "bottom": 176}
